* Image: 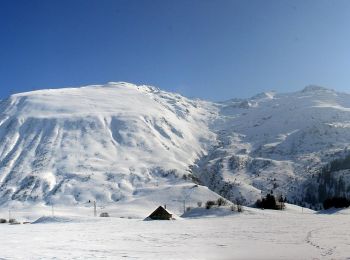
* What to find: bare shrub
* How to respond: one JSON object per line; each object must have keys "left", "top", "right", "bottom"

{"left": 217, "top": 198, "right": 228, "bottom": 206}
{"left": 205, "top": 200, "right": 216, "bottom": 209}
{"left": 9, "top": 218, "right": 17, "bottom": 224}
{"left": 235, "top": 199, "right": 243, "bottom": 213}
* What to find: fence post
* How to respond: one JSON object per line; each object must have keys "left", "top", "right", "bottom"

{"left": 94, "top": 201, "right": 97, "bottom": 217}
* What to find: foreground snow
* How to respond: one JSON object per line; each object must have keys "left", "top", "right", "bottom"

{"left": 0, "top": 205, "right": 349, "bottom": 259}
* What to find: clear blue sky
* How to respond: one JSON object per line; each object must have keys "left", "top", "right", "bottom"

{"left": 1, "top": 0, "right": 350, "bottom": 101}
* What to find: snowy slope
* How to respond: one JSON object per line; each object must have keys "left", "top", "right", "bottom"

{"left": 194, "top": 85, "right": 350, "bottom": 206}
{"left": 2, "top": 82, "right": 350, "bottom": 208}
{"left": 0, "top": 82, "right": 219, "bottom": 206}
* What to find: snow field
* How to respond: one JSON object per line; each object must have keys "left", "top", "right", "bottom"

{"left": 0, "top": 204, "right": 349, "bottom": 259}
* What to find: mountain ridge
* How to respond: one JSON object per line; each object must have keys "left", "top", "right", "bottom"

{"left": 1, "top": 82, "right": 350, "bottom": 208}
{"left": 194, "top": 85, "right": 350, "bottom": 206}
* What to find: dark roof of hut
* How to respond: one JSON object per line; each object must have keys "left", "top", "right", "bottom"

{"left": 148, "top": 206, "right": 173, "bottom": 220}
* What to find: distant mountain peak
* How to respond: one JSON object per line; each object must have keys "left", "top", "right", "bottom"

{"left": 301, "top": 85, "right": 333, "bottom": 93}
{"left": 251, "top": 91, "right": 276, "bottom": 100}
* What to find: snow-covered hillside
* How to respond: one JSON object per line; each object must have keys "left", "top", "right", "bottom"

{"left": 1, "top": 82, "right": 350, "bottom": 208}
{"left": 194, "top": 85, "right": 350, "bottom": 206}
{"left": 0, "top": 82, "right": 219, "bottom": 207}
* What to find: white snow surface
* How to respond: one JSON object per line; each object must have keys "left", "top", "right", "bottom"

{"left": 0, "top": 204, "right": 349, "bottom": 259}
{"left": 2, "top": 83, "right": 350, "bottom": 258}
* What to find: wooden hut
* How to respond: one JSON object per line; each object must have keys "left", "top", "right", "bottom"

{"left": 147, "top": 206, "right": 173, "bottom": 220}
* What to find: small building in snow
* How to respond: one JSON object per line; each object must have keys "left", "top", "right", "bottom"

{"left": 146, "top": 206, "right": 173, "bottom": 220}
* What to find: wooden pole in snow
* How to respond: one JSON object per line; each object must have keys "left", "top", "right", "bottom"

{"left": 94, "top": 201, "right": 97, "bottom": 217}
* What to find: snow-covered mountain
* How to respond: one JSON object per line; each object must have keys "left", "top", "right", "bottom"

{"left": 194, "top": 85, "right": 350, "bottom": 206}
{"left": 0, "top": 82, "right": 219, "bottom": 207}
{"left": 1, "top": 82, "right": 350, "bottom": 208}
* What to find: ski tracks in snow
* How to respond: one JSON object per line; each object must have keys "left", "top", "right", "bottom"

{"left": 305, "top": 227, "right": 336, "bottom": 258}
